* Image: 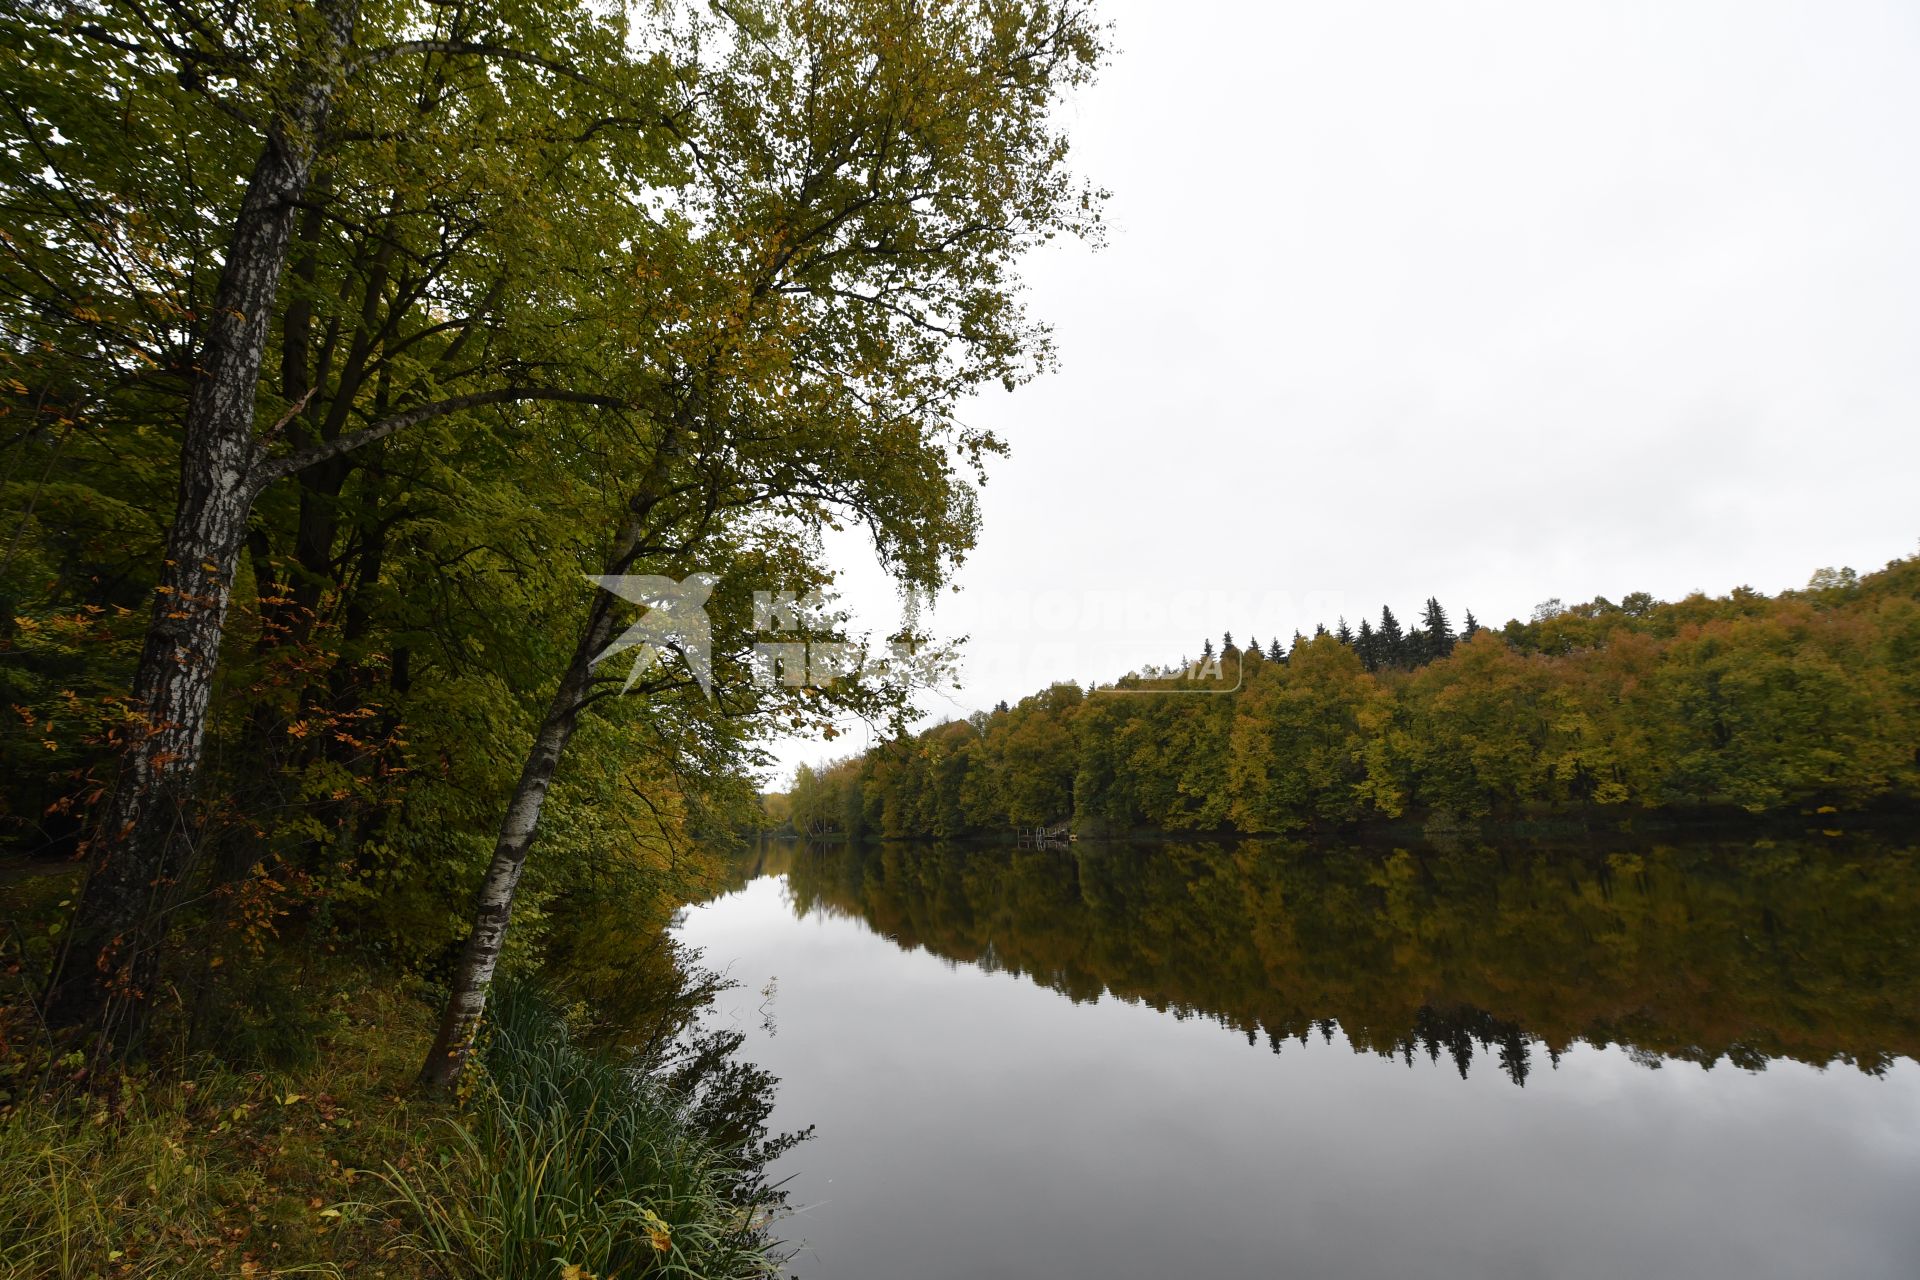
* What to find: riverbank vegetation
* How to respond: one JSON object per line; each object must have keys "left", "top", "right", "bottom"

{"left": 0, "top": 946, "right": 796, "bottom": 1278}
{"left": 789, "top": 553, "right": 1920, "bottom": 837}
{"left": 1, "top": 0, "right": 1105, "bottom": 1273}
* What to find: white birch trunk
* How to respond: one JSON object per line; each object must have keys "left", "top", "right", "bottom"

{"left": 420, "top": 486, "right": 668, "bottom": 1086}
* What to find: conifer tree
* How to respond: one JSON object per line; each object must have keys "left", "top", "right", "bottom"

{"left": 1407, "top": 627, "right": 1431, "bottom": 666}
{"left": 1336, "top": 617, "right": 1354, "bottom": 646}
{"left": 1378, "top": 606, "right": 1406, "bottom": 668}
{"left": 1422, "top": 597, "right": 1454, "bottom": 658}
{"left": 1356, "top": 618, "right": 1379, "bottom": 672}
{"left": 1267, "top": 637, "right": 1286, "bottom": 664}
{"left": 1462, "top": 609, "right": 1481, "bottom": 640}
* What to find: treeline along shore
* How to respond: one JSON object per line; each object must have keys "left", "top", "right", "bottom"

{"left": 786, "top": 554, "right": 1920, "bottom": 839}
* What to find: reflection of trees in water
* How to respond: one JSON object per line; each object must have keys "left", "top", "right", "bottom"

{"left": 773, "top": 837, "right": 1920, "bottom": 1085}
{"left": 1408, "top": 1006, "right": 1534, "bottom": 1085}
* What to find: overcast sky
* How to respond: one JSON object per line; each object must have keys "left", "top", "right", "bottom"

{"left": 769, "top": 0, "right": 1920, "bottom": 784}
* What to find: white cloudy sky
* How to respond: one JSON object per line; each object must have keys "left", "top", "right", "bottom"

{"left": 769, "top": 0, "right": 1920, "bottom": 783}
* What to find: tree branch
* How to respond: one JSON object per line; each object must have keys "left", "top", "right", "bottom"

{"left": 347, "top": 40, "right": 606, "bottom": 89}
{"left": 248, "top": 387, "right": 623, "bottom": 491}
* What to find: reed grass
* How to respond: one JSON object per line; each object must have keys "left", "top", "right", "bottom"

{"left": 373, "top": 980, "right": 785, "bottom": 1279}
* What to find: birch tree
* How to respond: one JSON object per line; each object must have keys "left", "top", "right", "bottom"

{"left": 422, "top": 0, "right": 1108, "bottom": 1084}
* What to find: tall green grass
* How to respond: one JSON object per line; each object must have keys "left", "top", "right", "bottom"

{"left": 0, "top": 1094, "right": 211, "bottom": 1279}
{"left": 376, "top": 981, "right": 787, "bottom": 1279}
{"left": 0, "top": 1062, "right": 319, "bottom": 1280}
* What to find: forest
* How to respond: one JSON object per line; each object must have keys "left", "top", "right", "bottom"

{"left": 788, "top": 555, "right": 1920, "bottom": 838}
{"left": 3, "top": 0, "right": 1915, "bottom": 1272}
{"left": 0, "top": 0, "right": 1104, "bottom": 1274}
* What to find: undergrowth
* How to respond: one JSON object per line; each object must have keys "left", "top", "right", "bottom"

{"left": 374, "top": 981, "right": 787, "bottom": 1278}
{"left": 0, "top": 980, "right": 793, "bottom": 1279}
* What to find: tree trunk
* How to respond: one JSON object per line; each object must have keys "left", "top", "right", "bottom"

{"left": 420, "top": 459, "right": 676, "bottom": 1087}
{"left": 419, "top": 536, "right": 633, "bottom": 1088}
{"left": 45, "top": 1, "right": 359, "bottom": 1043}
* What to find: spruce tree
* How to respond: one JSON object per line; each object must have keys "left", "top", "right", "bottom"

{"left": 1378, "top": 605, "right": 1406, "bottom": 668}
{"left": 1335, "top": 617, "right": 1354, "bottom": 646}
{"left": 1267, "top": 637, "right": 1286, "bottom": 664}
{"left": 1422, "top": 597, "right": 1454, "bottom": 658}
{"left": 1407, "top": 626, "right": 1430, "bottom": 666}
{"left": 1356, "top": 618, "right": 1378, "bottom": 672}
{"left": 1461, "top": 609, "right": 1480, "bottom": 640}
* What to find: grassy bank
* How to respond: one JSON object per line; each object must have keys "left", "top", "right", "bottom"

{"left": 0, "top": 972, "right": 788, "bottom": 1279}
{"left": 377, "top": 982, "right": 784, "bottom": 1279}
{"left": 1, "top": 980, "right": 444, "bottom": 1277}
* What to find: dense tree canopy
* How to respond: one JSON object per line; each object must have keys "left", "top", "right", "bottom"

{"left": 0, "top": 0, "right": 1107, "bottom": 1060}
{"left": 792, "top": 555, "right": 1920, "bottom": 837}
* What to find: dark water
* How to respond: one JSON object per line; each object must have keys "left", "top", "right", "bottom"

{"left": 676, "top": 836, "right": 1920, "bottom": 1279}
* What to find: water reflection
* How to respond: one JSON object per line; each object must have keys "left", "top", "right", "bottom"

{"left": 737, "top": 835, "right": 1920, "bottom": 1084}
{"left": 685, "top": 833, "right": 1920, "bottom": 1280}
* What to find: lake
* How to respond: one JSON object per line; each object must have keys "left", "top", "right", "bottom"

{"left": 675, "top": 836, "right": 1920, "bottom": 1279}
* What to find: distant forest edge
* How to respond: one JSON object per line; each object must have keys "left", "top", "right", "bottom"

{"left": 778, "top": 552, "right": 1920, "bottom": 837}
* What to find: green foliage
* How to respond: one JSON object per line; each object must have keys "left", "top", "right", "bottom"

{"left": 0, "top": 0, "right": 1103, "bottom": 1269}
{"left": 0, "top": 1085, "right": 218, "bottom": 1280}
{"left": 818, "top": 555, "right": 1920, "bottom": 835}
{"left": 376, "top": 981, "right": 785, "bottom": 1280}
{"left": 0, "top": 944, "right": 791, "bottom": 1278}
{"left": 0, "top": 982, "right": 461, "bottom": 1279}
{"left": 0, "top": 0, "right": 1108, "bottom": 1036}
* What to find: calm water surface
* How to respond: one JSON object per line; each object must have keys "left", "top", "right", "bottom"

{"left": 675, "top": 838, "right": 1920, "bottom": 1279}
